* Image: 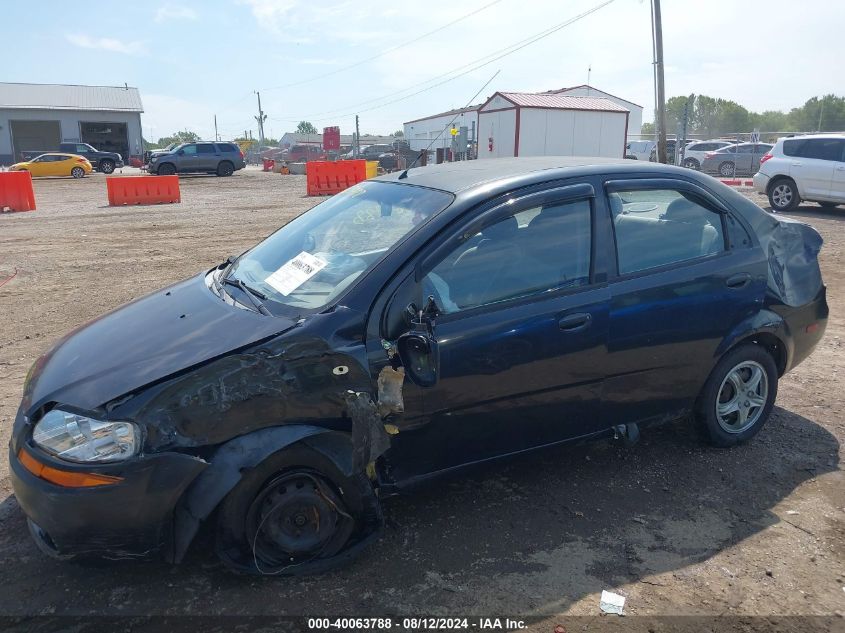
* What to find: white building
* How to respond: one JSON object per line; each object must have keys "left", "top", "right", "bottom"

{"left": 402, "top": 85, "right": 643, "bottom": 155}
{"left": 0, "top": 82, "right": 143, "bottom": 165}
{"left": 478, "top": 91, "right": 629, "bottom": 159}
{"left": 403, "top": 105, "right": 481, "bottom": 152}
{"left": 545, "top": 85, "right": 643, "bottom": 136}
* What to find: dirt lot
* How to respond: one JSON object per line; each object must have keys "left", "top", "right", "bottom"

{"left": 0, "top": 167, "right": 843, "bottom": 627}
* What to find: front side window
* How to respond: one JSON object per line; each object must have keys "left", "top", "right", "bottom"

{"left": 610, "top": 189, "right": 725, "bottom": 275}
{"left": 181, "top": 144, "right": 197, "bottom": 155}
{"left": 424, "top": 198, "right": 592, "bottom": 315}
{"left": 227, "top": 181, "right": 453, "bottom": 313}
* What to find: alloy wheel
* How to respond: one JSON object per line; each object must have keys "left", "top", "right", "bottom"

{"left": 719, "top": 162, "right": 735, "bottom": 177}
{"left": 715, "top": 360, "right": 768, "bottom": 433}
{"left": 771, "top": 184, "right": 793, "bottom": 209}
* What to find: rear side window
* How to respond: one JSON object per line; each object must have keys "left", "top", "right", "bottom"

{"left": 609, "top": 189, "right": 725, "bottom": 275}
{"left": 784, "top": 138, "right": 845, "bottom": 161}
{"left": 197, "top": 143, "right": 216, "bottom": 154}
{"left": 216, "top": 143, "right": 237, "bottom": 153}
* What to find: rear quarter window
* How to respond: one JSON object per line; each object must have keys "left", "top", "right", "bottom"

{"left": 216, "top": 143, "right": 238, "bottom": 152}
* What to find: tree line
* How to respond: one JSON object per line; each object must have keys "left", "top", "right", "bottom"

{"left": 641, "top": 94, "right": 845, "bottom": 139}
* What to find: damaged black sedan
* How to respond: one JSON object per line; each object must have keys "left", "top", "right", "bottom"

{"left": 10, "top": 157, "right": 827, "bottom": 574}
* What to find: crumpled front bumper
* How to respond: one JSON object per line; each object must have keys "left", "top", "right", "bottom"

{"left": 9, "top": 417, "right": 207, "bottom": 561}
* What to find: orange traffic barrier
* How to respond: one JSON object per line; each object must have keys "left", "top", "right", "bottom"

{"left": 306, "top": 160, "right": 367, "bottom": 196}
{"left": 107, "top": 175, "right": 180, "bottom": 206}
{"left": 0, "top": 170, "right": 36, "bottom": 213}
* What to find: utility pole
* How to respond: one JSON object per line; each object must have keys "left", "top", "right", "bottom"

{"left": 652, "top": 0, "right": 668, "bottom": 163}
{"left": 254, "top": 91, "right": 267, "bottom": 148}
{"left": 214, "top": 115, "right": 219, "bottom": 141}
{"left": 354, "top": 115, "right": 360, "bottom": 158}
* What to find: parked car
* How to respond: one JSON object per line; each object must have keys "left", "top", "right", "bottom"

{"left": 701, "top": 143, "right": 773, "bottom": 177}
{"left": 21, "top": 143, "right": 122, "bottom": 174}
{"left": 146, "top": 142, "right": 246, "bottom": 176}
{"left": 145, "top": 142, "right": 181, "bottom": 164}
{"left": 11, "top": 158, "right": 827, "bottom": 575}
{"left": 625, "top": 140, "right": 656, "bottom": 160}
{"left": 648, "top": 139, "right": 691, "bottom": 164}
{"left": 9, "top": 153, "right": 92, "bottom": 179}
{"left": 344, "top": 144, "right": 395, "bottom": 160}
{"left": 753, "top": 134, "right": 845, "bottom": 212}
{"left": 281, "top": 144, "right": 326, "bottom": 162}
{"left": 680, "top": 140, "right": 735, "bottom": 170}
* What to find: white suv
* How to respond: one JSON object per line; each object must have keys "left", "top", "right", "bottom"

{"left": 680, "top": 139, "right": 734, "bottom": 170}
{"left": 753, "top": 134, "right": 845, "bottom": 211}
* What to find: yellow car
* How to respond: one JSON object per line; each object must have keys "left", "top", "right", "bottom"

{"left": 10, "top": 153, "right": 93, "bottom": 178}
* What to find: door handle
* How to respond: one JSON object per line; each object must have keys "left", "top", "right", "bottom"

{"left": 791, "top": 162, "right": 801, "bottom": 166}
{"left": 726, "top": 272, "right": 751, "bottom": 289}
{"left": 558, "top": 312, "right": 592, "bottom": 332}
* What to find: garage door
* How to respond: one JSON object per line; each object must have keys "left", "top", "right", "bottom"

{"left": 11, "top": 120, "right": 61, "bottom": 161}
{"left": 80, "top": 122, "right": 128, "bottom": 158}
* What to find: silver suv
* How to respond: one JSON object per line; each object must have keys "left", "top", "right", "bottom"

{"left": 753, "top": 134, "right": 845, "bottom": 211}
{"left": 148, "top": 142, "right": 246, "bottom": 177}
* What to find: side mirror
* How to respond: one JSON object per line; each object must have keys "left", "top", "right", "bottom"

{"left": 396, "top": 297, "right": 439, "bottom": 387}
{"left": 397, "top": 326, "right": 438, "bottom": 388}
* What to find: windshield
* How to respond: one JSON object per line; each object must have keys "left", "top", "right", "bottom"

{"left": 226, "top": 181, "right": 453, "bottom": 313}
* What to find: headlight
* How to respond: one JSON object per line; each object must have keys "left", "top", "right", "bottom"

{"left": 32, "top": 409, "right": 139, "bottom": 463}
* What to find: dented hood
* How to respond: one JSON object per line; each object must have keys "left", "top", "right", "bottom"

{"left": 24, "top": 273, "right": 296, "bottom": 412}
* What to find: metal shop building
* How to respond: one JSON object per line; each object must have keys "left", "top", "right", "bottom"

{"left": 0, "top": 82, "right": 143, "bottom": 165}
{"left": 478, "top": 91, "right": 629, "bottom": 159}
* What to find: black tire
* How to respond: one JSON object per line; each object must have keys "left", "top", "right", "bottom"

{"left": 157, "top": 163, "right": 176, "bottom": 176}
{"left": 695, "top": 344, "right": 778, "bottom": 447}
{"left": 70, "top": 166, "right": 85, "bottom": 179}
{"left": 99, "top": 159, "right": 115, "bottom": 174}
{"left": 718, "top": 161, "right": 735, "bottom": 177}
{"left": 215, "top": 444, "right": 378, "bottom": 575}
{"left": 767, "top": 177, "right": 800, "bottom": 212}
{"left": 819, "top": 201, "right": 839, "bottom": 209}
{"left": 683, "top": 158, "right": 700, "bottom": 170}
{"left": 217, "top": 161, "right": 234, "bottom": 177}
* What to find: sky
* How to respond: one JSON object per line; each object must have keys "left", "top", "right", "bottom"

{"left": 5, "top": 0, "right": 843, "bottom": 141}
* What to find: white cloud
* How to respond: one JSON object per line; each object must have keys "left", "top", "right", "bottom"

{"left": 155, "top": 7, "right": 198, "bottom": 23}
{"left": 238, "top": 0, "right": 299, "bottom": 36}
{"left": 66, "top": 33, "right": 146, "bottom": 56}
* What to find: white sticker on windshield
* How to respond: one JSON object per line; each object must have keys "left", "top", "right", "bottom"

{"left": 265, "top": 252, "right": 328, "bottom": 296}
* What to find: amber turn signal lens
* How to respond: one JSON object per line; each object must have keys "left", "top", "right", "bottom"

{"left": 17, "top": 449, "right": 123, "bottom": 487}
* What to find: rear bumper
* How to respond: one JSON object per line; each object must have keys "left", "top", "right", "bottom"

{"left": 9, "top": 438, "right": 206, "bottom": 561}
{"left": 784, "top": 285, "right": 829, "bottom": 373}
{"left": 753, "top": 172, "right": 770, "bottom": 194}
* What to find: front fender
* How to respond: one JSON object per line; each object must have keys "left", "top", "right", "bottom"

{"left": 169, "top": 424, "right": 330, "bottom": 562}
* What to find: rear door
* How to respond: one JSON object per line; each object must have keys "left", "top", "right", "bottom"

{"left": 197, "top": 143, "right": 219, "bottom": 171}
{"left": 785, "top": 138, "right": 838, "bottom": 198}
{"left": 734, "top": 144, "right": 755, "bottom": 174}
{"left": 602, "top": 178, "right": 766, "bottom": 425}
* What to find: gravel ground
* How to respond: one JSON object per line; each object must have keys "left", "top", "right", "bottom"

{"left": 0, "top": 167, "right": 843, "bottom": 628}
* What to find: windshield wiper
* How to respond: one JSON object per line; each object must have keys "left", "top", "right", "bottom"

{"left": 221, "top": 277, "right": 272, "bottom": 316}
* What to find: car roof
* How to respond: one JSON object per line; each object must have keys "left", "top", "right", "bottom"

{"left": 776, "top": 133, "right": 845, "bottom": 142}
{"left": 376, "top": 156, "right": 696, "bottom": 194}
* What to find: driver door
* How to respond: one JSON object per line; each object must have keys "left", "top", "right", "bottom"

{"left": 384, "top": 182, "right": 611, "bottom": 481}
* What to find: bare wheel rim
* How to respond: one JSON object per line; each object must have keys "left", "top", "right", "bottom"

{"left": 245, "top": 470, "right": 353, "bottom": 572}
{"left": 716, "top": 360, "right": 768, "bottom": 433}
{"left": 771, "top": 184, "right": 793, "bottom": 208}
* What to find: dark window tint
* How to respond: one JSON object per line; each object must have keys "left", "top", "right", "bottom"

{"left": 180, "top": 145, "right": 197, "bottom": 155}
{"left": 427, "top": 199, "right": 592, "bottom": 314}
{"left": 216, "top": 143, "right": 238, "bottom": 152}
{"left": 735, "top": 144, "right": 755, "bottom": 154}
{"left": 610, "top": 189, "right": 725, "bottom": 275}
{"left": 197, "top": 143, "right": 216, "bottom": 154}
{"left": 784, "top": 138, "right": 845, "bottom": 161}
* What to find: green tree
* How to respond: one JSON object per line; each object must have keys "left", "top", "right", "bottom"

{"left": 641, "top": 122, "right": 655, "bottom": 136}
{"left": 296, "top": 121, "right": 318, "bottom": 134}
{"left": 392, "top": 130, "right": 404, "bottom": 137}
{"left": 157, "top": 130, "right": 200, "bottom": 146}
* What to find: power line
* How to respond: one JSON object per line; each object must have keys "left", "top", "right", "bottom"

{"left": 261, "top": 0, "right": 505, "bottom": 91}
{"left": 278, "top": 0, "right": 618, "bottom": 123}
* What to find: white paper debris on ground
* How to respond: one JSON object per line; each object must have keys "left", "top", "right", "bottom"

{"left": 599, "top": 590, "right": 626, "bottom": 615}
{"left": 265, "top": 251, "right": 328, "bottom": 296}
